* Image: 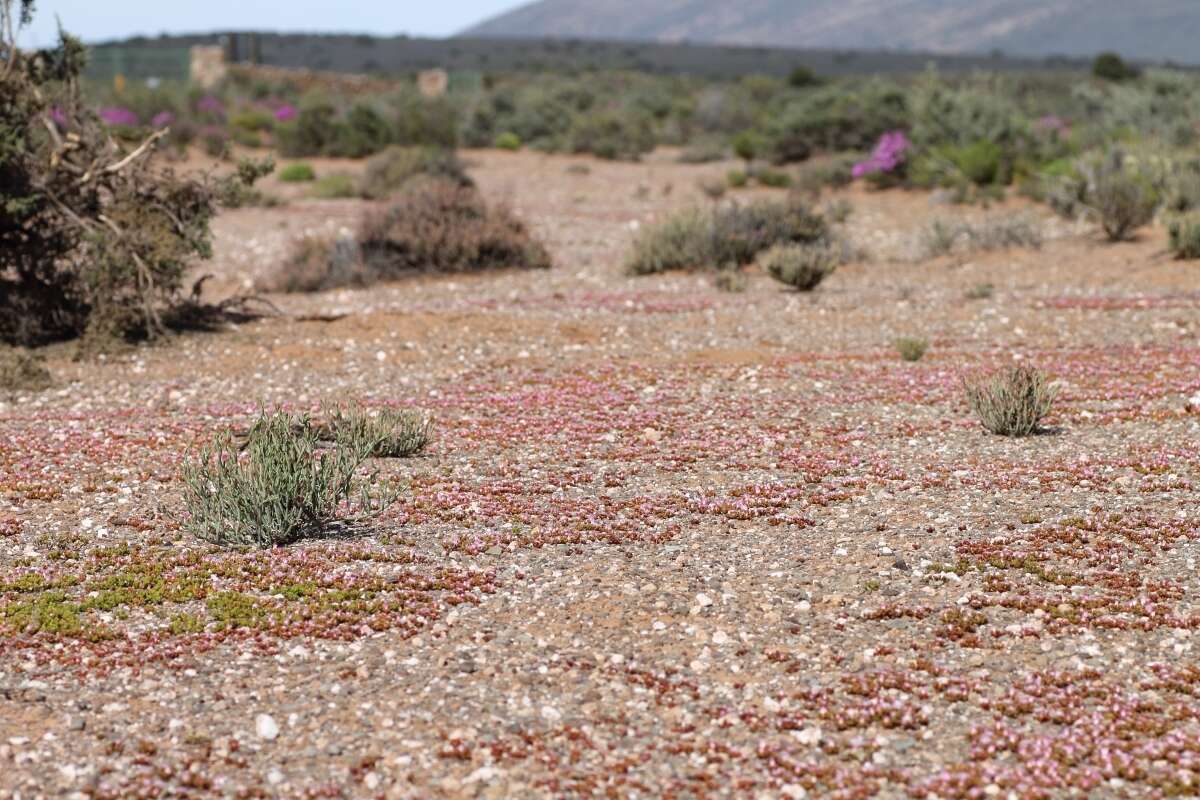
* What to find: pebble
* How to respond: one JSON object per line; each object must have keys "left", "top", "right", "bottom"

{"left": 255, "top": 713, "right": 280, "bottom": 741}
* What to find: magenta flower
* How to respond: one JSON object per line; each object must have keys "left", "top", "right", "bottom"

{"left": 47, "top": 106, "right": 69, "bottom": 129}
{"left": 274, "top": 104, "right": 298, "bottom": 122}
{"left": 195, "top": 95, "right": 225, "bottom": 116}
{"left": 151, "top": 111, "right": 175, "bottom": 128}
{"left": 98, "top": 106, "right": 139, "bottom": 127}
{"left": 852, "top": 130, "right": 910, "bottom": 179}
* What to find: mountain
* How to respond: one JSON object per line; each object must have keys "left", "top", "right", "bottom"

{"left": 464, "top": 0, "right": 1200, "bottom": 63}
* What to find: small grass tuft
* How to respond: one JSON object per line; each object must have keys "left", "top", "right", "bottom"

{"left": 965, "top": 365, "right": 1058, "bottom": 437}
{"left": 895, "top": 336, "right": 929, "bottom": 362}
{"left": 325, "top": 402, "right": 432, "bottom": 458}
{"left": 179, "top": 409, "right": 399, "bottom": 548}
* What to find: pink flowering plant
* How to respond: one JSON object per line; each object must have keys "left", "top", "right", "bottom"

{"left": 853, "top": 130, "right": 910, "bottom": 186}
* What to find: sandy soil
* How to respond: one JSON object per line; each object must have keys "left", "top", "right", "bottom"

{"left": 2, "top": 148, "right": 1199, "bottom": 798}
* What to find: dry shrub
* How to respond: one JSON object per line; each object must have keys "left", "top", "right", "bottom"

{"left": 358, "top": 178, "right": 551, "bottom": 277}
{"left": 0, "top": 346, "right": 52, "bottom": 394}
{"left": 268, "top": 234, "right": 365, "bottom": 293}
{"left": 965, "top": 365, "right": 1057, "bottom": 437}
{"left": 760, "top": 243, "right": 838, "bottom": 291}
{"left": 359, "top": 146, "right": 472, "bottom": 200}
{"left": 894, "top": 336, "right": 929, "bottom": 362}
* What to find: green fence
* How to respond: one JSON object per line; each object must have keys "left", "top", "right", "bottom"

{"left": 85, "top": 46, "right": 191, "bottom": 84}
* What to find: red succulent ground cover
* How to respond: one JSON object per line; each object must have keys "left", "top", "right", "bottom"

{"left": 2, "top": 150, "right": 1200, "bottom": 798}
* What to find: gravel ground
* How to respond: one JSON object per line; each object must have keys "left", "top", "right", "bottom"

{"left": 2, "top": 148, "right": 1200, "bottom": 799}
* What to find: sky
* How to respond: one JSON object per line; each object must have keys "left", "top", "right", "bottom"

{"left": 18, "top": 0, "right": 525, "bottom": 46}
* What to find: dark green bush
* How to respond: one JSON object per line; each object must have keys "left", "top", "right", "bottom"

{"left": 333, "top": 103, "right": 394, "bottom": 158}
{"left": 393, "top": 92, "right": 459, "bottom": 148}
{"left": 1093, "top": 52, "right": 1140, "bottom": 83}
{"left": 0, "top": 20, "right": 268, "bottom": 347}
{"left": 494, "top": 131, "right": 522, "bottom": 151}
{"left": 275, "top": 101, "right": 341, "bottom": 157}
{"left": 359, "top": 146, "right": 472, "bottom": 200}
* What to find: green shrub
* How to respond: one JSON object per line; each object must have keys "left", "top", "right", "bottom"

{"left": 788, "top": 66, "right": 821, "bottom": 88}
{"left": 894, "top": 337, "right": 929, "bottom": 362}
{"left": 965, "top": 365, "right": 1057, "bottom": 437}
{"left": 278, "top": 163, "right": 316, "bottom": 183}
{"left": 1093, "top": 52, "right": 1140, "bottom": 82}
{"left": 179, "top": 409, "right": 398, "bottom": 548}
{"left": 1167, "top": 213, "right": 1200, "bottom": 259}
{"left": 760, "top": 243, "right": 838, "bottom": 291}
{"left": 229, "top": 109, "right": 275, "bottom": 133}
{"left": 1083, "top": 149, "right": 1158, "bottom": 241}
{"left": 764, "top": 81, "right": 909, "bottom": 163}
{"left": 494, "top": 131, "right": 522, "bottom": 151}
{"left": 393, "top": 92, "right": 459, "bottom": 148}
{"left": 275, "top": 101, "right": 341, "bottom": 157}
{"left": 358, "top": 178, "right": 552, "bottom": 277}
{"left": 359, "top": 146, "right": 472, "bottom": 200}
{"left": 727, "top": 169, "right": 749, "bottom": 188}
{"left": 0, "top": 347, "right": 52, "bottom": 394}
{"left": 0, "top": 18, "right": 269, "bottom": 348}
{"left": 333, "top": 103, "right": 394, "bottom": 159}
{"left": 678, "top": 140, "right": 727, "bottom": 163}
{"left": 756, "top": 168, "right": 792, "bottom": 188}
{"left": 732, "top": 130, "right": 763, "bottom": 164}
{"left": 568, "top": 109, "right": 655, "bottom": 160}
{"left": 309, "top": 174, "right": 358, "bottom": 199}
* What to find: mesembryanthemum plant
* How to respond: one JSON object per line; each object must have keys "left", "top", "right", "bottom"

{"left": 180, "top": 409, "right": 399, "bottom": 548}
{"left": 964, "top": 365, "right": 1058, "bottom": 437}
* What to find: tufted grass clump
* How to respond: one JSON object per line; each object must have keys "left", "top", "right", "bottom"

{"left": 760, "top": 242, "right": 839, "bottom": 291}
{"left": 895, "top": 336, "right": 929, "bottom": 362}
{"left": 965, "top": 365, "right": 1058, "bottom": 437}
{"left": 180, "top": 409, "right": 399, "bottom": 548}
{"left": 325, "top": 403, "right": 432, "bottom": 458}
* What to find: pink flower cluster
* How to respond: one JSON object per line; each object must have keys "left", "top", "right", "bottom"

{"left": 274, "top": 104, "right": 298, "bottom": 122}
{"left": 98, "top": 106, "right": 139, "bottom": 127}
{"left": 853, "top": 130, "right": 910, "bottom": 179}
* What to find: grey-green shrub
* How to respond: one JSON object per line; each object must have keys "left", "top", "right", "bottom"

{"left": 965, "top": 365, "right": 1057, "bottom": 437}
{"left": 180, "top": 410, "right": 398, "bottom": 548}
{"left": 309, "top": 174, "right": 358, "bottom": 199}
{"left": 1168, "top": 213, "right": 1200, "bottom": 259}
{"left": 921, "top": 214, "right": 1042, "bottom": 258}
{"left": 1082, "top": 150, "right": 1158, "bottom": 241}
{"left": 627, "top": 198, "right": 830, "bottom": 275}
{"left": 760, "top": 243, "right": 838, "bottom": 291}
{"left": 359, "top": 146, "right": 472, "bottom": 200}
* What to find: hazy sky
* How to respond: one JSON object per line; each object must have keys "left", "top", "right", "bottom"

{"left": 19, "top": 1, "right": 525, "bottom": 46}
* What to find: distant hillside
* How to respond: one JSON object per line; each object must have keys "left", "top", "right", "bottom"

{"left": 466, "top": 0, "right": 1200, "bottom": 64}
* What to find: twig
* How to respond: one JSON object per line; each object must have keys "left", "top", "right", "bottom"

{"left": 78, "top": 128, "right": 167, "bottom": 185}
